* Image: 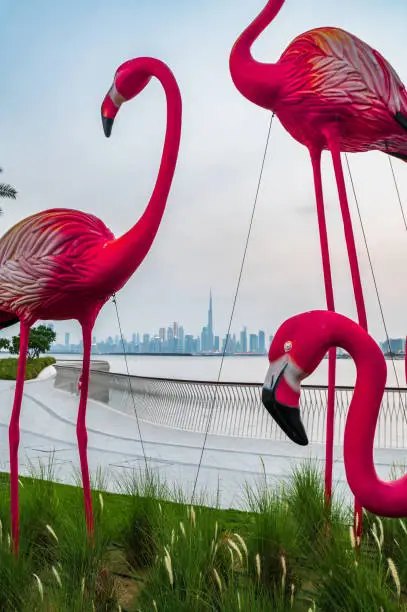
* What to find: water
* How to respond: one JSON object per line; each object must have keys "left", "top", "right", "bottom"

{"left": 52, "top": 353, "right": 407, "bottom": 387}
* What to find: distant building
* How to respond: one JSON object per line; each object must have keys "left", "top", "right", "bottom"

{"left": 201, "top": 326, "right": 208, "bottom": 351}
{"left": 142, "top": 333, "right": 150, "bottom": 352}
{"left": 208, "top": 290, "right": 214, "bottom": 351}
{"left": 151, "top": 336, "right": 161, "bottom": 353}
{"left": 381, "top": 338, "right": 405, "bottom": 354}
{"left": 64, "top": 332, "right": 70, "bottom": 347}
{"left": 258, "top": 330, "right": 266, "bottom": 354}
{"left": 178, "top": 326, "right": 185, "bottom": 353}
{"left": 249, "top": 333, "right": 258, "bottom": 353}
{"left": 240, "top": 327, "right": 247, "bottom": 353}
{"left": 167, "top": 327, "right": 174, "bottom": 352}
{"left": 222, "top": 333, "right": 233, "bottom": 354}
{"left": 185, "top": 334, "right": 194, "bottom": 354}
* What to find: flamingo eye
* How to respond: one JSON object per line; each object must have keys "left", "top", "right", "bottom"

{"left": 284, "top": 341, "right": 292, "bottom": 352}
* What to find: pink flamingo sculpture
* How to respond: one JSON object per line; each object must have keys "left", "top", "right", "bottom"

{"left": 0, "top": 56, "right": 182, "bottom": 554}
{"left": 262, "top": 309, "right": 407, "bottom": 518}
{"left": 230, "top": 0, "right": 407, "bottom": 534}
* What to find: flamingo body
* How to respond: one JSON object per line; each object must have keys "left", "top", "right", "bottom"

{"left": 0, "top": 208, "right": 114, "bottom": 325}
{"left": 1, "top": 56, "right": 182, "bottom": 554}
{"left": 275, "top": 27, "right": 407, "bottom": 156}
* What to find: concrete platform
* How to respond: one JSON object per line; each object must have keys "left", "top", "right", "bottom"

{"left": 0, "top": 376, "right": 405, "bottom": 509}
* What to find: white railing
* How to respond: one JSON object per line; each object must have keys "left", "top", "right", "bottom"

{"left": 54, "top": 362, "right": 407, "bottom": 449}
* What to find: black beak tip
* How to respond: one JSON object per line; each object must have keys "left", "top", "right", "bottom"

{"left": 262, "top": 388, "right": 309, "bottom": 446}
{"left": 102, "top": 114, "right": 114, "bottom": 138}
{"left": 292, "top": 426, "right": 309, "bottom": 446}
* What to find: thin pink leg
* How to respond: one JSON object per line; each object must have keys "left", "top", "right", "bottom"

{"left": 76, "top": 324, "right": 94, "bottom": 537}
{"left": 310, "top": 149, "right": 336, "bottom": 507}
{"left": 9, "top": 322, "right": 30, "bottom": 555}
{"left": 325, "top": 133, "right": 368, "bottom": 331}
{"left": 325, "top": 130, "right": 367, "bottom": 542}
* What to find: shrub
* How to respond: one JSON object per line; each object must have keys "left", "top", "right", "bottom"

{"left": 0, "top": 357, "right": 56, "bottom": 380}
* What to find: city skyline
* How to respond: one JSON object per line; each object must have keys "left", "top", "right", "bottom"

{"left": 50, "top": 291, "right": 270, "bottom": 355}
{"left": 47, "top": 289, "right": 406, "bottom": 357}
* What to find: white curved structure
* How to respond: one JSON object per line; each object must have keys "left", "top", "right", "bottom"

{"left": 0, "top": 364, "right": 404, "bottom": 508}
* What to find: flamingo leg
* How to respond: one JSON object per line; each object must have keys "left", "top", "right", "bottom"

{"left": 9, "top": 322, "right": 30, "bottom": 555}
{"left": 324, "top": 128, "right": 367, "bottom": 541}
{"left": 310, "top": 149, "right": 336, "bottom": 508}
{"left": 76, "top": 324, "right": 94, "bottom": 536}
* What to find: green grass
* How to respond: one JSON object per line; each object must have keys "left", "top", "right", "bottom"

{"left": 0, "top": 357, "right": 56, "bottom": 380}
{"left": 0, "top": 460, "right": 405, "bottom": 610}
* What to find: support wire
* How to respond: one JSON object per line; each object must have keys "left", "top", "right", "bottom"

{"left": 345, "top": 154, "right": 407, "bottom": 422}
{"left": 112, "top": 293, "right": 149, "bottom": 471}
{"left": 191, "top": 113, "right": 275, "bottom": 503}
{"left": 387, "top": 154, "right": 407, "bottom": 232}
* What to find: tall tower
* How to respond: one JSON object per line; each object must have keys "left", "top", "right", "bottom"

{"left": 208, "top": 289, "right": 214, "bottom": 351}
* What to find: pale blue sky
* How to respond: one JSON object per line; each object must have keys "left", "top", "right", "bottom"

{"left": 1, "top": 0, "right": 407, "bottom": 344}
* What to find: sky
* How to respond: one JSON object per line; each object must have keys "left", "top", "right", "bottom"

{"left": 1, "top": 0, "right": 407, "bottom": 346}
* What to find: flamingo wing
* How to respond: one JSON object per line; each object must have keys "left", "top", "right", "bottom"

{"left": 0, "top": 209, "right": 114, "bottom": 319}
{"left": 280, "top": 27, "right": 407, "bottom": 119}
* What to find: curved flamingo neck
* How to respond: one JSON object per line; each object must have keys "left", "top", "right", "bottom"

{"left": 229, "top": 0, "right": 285, "bottom": 109}
{"left": 314, "top": 312, "right": 407, "bottom": 517}
{"left": 104, "top": 58, "right": 182, "bottom": 292}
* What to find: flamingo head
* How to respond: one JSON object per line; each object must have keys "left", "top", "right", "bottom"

{"left": 101, "top": 58, "right": 152, "bottom": 137}
{"left": 262, "top": 311, "right": 330, "bottom": 446}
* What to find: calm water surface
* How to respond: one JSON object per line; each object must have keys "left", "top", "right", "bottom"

{"left": 51, "top": 353, "right": 407, "bottom": 387}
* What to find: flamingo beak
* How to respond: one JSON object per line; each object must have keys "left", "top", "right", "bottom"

{"left": 101, "top": 83, "right": 122, "bottom": 138}
{"left": 101, "top": 114, "right": 114, "bottom": 138}
{"left": 262, "top": 360, "right": 308, "bottom": 446}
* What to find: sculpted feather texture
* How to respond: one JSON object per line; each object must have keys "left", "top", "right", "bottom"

{"left": 0, "top": 209, "right": 114, "bottom": 318}
{"left": 0, "top": 56, "right": 182, "bottom": 555}
{"left": 276, "top": 27, "right": 407, "bottom": 151}
{"left": 230, "top": 0, "right": 407, "bottom": 537}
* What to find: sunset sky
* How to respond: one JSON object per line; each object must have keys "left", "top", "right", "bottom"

{"left": 1, "top": 0, "right": 407, "bottom": 344}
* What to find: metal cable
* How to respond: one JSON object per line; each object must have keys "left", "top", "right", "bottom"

{"left": 344, "top": 154, "right": 407, "bottom": 419}
{"left": 112, "top": 293, "right": 149, "bottom": 470}
{"left": 191, "top": 113, "right": 275, "bottom": 503}
{"left": 387, "top": 153, "right": 407, "bottom": 232}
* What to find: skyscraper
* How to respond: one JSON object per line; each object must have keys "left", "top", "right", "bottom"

{"left": 201, "top": 326, "right": 208, "bottom": 352}
{"left": 142, "top": 334, "right": 150, "bottom": 352}
{"left": 259, "top": 330, "right": 266, "bottom": 354}
{"left": 249, "top": 334, "right": 258, "bottom": 353}
{"left": 185, "top": 334, "right": 194, "bottom": 354}
{"left": 208, "top": 290, "right": 214, "bottom": 351}
{"left": 178, "top": 326, "right": 185, "bottom": 353}
{"left": 240, "top": 327, "right": 247, "bottom": 353}
{"left": 167, "top": 327, "right": 174, "bottom": 352}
